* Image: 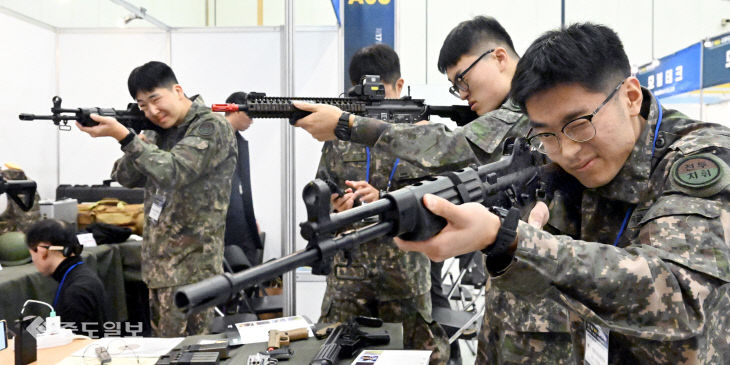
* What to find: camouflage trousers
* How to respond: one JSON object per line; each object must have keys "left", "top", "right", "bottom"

{"left": 476, "top": 320, "right": 574, "bottom": 364}
{"left": 149, "top": 286, "right": 212, "bottom": 337}
{"left": 319, "top": 292, "right": 449, "bottom": 365}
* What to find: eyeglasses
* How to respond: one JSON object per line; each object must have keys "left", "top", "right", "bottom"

{"left": 527, "top": 80, "right": 625, "bottom": 154}
{"left": 448, "top": 49, "right": 495, "bottom": 98}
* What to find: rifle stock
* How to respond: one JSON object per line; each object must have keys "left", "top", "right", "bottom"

{"left": 0, "top": 176, "right": 36, "bottom": 211}
{"left": 174, "top": 138, "right": 563, "bottom": 314}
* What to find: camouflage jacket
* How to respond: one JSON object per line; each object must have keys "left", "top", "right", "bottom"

{"left": 492, "top": 88, "right": 730, "bottom": 364}
{"left": 0, "top": 168, "right": 41, "bottom": 234}
{"left": 113, "top": 95, "right": 237, "bottom": 289}
{"left": 350, "top": 98, "right": 531, "bottom": 170}
{"left": 316, "top": 140, "right": 432, "bottom": 301}
{"left": 351, "top": 99, "right": 573, "bottom": 362}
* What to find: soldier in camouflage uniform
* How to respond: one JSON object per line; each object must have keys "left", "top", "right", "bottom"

{"left": 395, "top": 23, "right": 730, "bottom": 364}
{"left": 316, "top": 44, "right": 449, "bottom": 365}
{"left": 295, "top": 17, "right": 568, "bottom": 365}
{"left": 0, "top": 166, "right": 41, "bottom": 234}
{"left": 77, "top": 61, "right": 236, "bottom": 337}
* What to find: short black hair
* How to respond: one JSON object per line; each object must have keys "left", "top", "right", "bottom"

{"left": 25, "top": 219, "right": 77, "bottom": 251}
{"left": 349, "top": 44, "right": 401, "bottom": 85}
{"left": 226, "top": 91, "right": 248, "bottom": 104}
{"left": 511, "top": 23, "right": 631, "bottom": 111}
{"left": 127, "top": 61, "right": 179, "bottom": 99}
{"left": 437, "top": 16, "right": 518, "bottom": 74}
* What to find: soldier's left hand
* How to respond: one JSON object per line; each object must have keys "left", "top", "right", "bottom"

{"left": 331, "top": 190, "right": 358, "bottom": 212}
{"left": 346, "top": 180, "right": 379, "bottom": 203}
{"left": 395, "top": 194, "right": 500, "bottom": 262}
{"left": 291, "top": 102, "right": 341, "bottom": 141}
{"left": 76, "top": 114, "right": 130, "bottom": 141}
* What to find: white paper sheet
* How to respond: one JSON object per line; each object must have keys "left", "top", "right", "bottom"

{"left": 350, "top": 350, "right": 431, "bottom": 365}
{"left": 234, "top": 315, "right": 313, "bottom": 344}
{"left": 71, "top": 337, "right": 183, "bottom": 358}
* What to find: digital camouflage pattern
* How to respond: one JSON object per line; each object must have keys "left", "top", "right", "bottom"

{"left": 113, "top": 95, "right": 236, "bottom": 336}
{"left": 350, "top": 98, "right": 531, "bottom": 170}
{"left": 351, "top": 99, "right": 572, "bottom": 365}
{"left": 316, "top": 140, "right": 449, "bottom": 365}
{"left": 149, "top": 286, "right": 212, "bottom": 337}
{"left": 0, "top": 167, "right": 41, "bottom": 234}
{"left": 490, "top": 88, "right": 730, "bottom": 364}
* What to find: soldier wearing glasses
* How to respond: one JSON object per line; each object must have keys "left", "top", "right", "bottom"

{"left": 395, "top": 23, "right": 730, "bottom": 364}
{"left": 293, "top": 16, "right": 571, "bottom": 364}
{"left": 294, "top": 16, "right": 530, "bottom": 170}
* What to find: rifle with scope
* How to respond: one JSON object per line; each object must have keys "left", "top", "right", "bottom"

{"left": 0, "top": 175, "right": 37, "bottom": 211}
{"left": 174, "top": 138, "right": 570, "bottom": 314}
{"left": 211, "top": 75, "right": 479, "bottom": 126}
{"left": 19, "top": 96, "right": 162, "bottom": 133}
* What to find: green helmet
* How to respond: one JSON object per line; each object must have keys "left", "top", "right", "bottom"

{"left": 0, "top": 231, "right": 31, "bottom": 267}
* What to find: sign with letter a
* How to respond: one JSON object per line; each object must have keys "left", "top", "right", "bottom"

{"left": 343, "top": 0, "right": 395, "bottom": 91}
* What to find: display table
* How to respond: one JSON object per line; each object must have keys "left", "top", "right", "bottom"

{"left": 0, "top": 240, "right": 142, "bottom": 324}
{"left": 0, "top": 323, "right": 404, "bottom": 365}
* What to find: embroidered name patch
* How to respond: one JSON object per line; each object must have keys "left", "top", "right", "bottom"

{"left": 672, "top": 154, "right": 722, "bottom": 188}
{"left": 198, "top": 121, "right": 215, "bottom": 136}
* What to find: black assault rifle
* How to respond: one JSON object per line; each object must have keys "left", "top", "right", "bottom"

{"left": 211, "top": 75, "right": 478, "bottom": 126}
{"left": 174, "top": 138, "right": 565, "bottom": 314}
{"left": 19, "top": 96, "right": 161, "bottom": 133}
{"left": 0, "top": 175, "right": 36, "bottom": 211}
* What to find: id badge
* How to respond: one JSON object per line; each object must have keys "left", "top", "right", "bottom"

{"left": 149, "top": 194, "right": 166, "bottom": 223}
{"left": 584, "top": 321, "right": 609, "bottom": 365}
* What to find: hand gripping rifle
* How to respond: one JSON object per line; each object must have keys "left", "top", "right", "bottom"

{"left": 211, "top": 75, "right": 479, "bottom": 126}
{"left": 19, "top": 96, "right": 162, "bottom": 133}
{"left": 174, "top": 138, "right": 563, "bottom": 314}
{"left": 0, "top": 175, "right": 37, "bottom": 211}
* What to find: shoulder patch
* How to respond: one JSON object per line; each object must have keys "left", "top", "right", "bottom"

{"left": 198, "top": 121, "right": 215, "bottom": 136}
{"left": 670, "top": 153, "right": 729, "bottom": 197}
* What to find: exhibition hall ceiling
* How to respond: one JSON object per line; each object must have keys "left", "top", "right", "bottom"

{"left": 0, "top": 0, "right": 336, "bottom": 29}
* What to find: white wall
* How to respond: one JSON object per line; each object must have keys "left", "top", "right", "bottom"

{"left": 0, "top": 11, "right": 56, "bottom": 210}
{"left": 56, "top": 30, "right": 169, "bottom": 186}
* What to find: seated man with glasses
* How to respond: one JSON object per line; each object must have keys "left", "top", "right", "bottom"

{"left": 293, "top": 16, "right": 570, "bottom": 364}
{"left": 395, "top": 23, "right": 730, "bottom": 364}
{"left": 25, "top": 219, "right": 107, "bottom": 335}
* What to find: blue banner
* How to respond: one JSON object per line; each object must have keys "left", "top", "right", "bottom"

{"left": 331, "top": 0, "right": 341, "bottom": 26}
{"left": 637, "top": 42, "right": 702, "bottom": 99}
{"left": 703, "top": 33, "right": 730, "bottom": 88}
{"left": 343, "top": 0, "right": 395, "bottom": 91}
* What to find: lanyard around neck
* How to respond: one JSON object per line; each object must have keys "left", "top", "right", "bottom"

{"left": 54, "top": 261, "right": 84, "bottom": 308}
{"left": 613, "top": 96, "right": 663, "bottom": 246}
{"left": 364, "top": 147, "right": 400, "bottom": 190}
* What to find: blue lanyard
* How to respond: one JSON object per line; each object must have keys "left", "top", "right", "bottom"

{"left": 386, "top": 159, "right": 401, "bottom": 192}
{"left": 365, "top": 147, "right": 371, "bottom": 183}
{"left": 613, "top": 97, "right": 663, "bottom": 246}
{"left": 53, "top": 261, "right": 84, "bottom": 308}
{"left": 364, "top": 147, "right": 400, "bottom": 191}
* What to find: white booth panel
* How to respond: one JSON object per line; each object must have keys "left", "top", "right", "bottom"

{"left": 171, "top": 28, "right": 284, "bottom": 262}
{"left": 0, "top": 11, "right": 57, "bottom": 209}
{"left": 293, "top": 27, "right": 338, "bottom": 252}
{"left": 56, "top": 30, "right": 169, "bottom": 188}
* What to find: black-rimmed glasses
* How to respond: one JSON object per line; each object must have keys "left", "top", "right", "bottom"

{"left": 448, "top": 49, "right": 495, "bottom": 98}
{"left": 527, "top": 80, "right": 625, "bottom": 154}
